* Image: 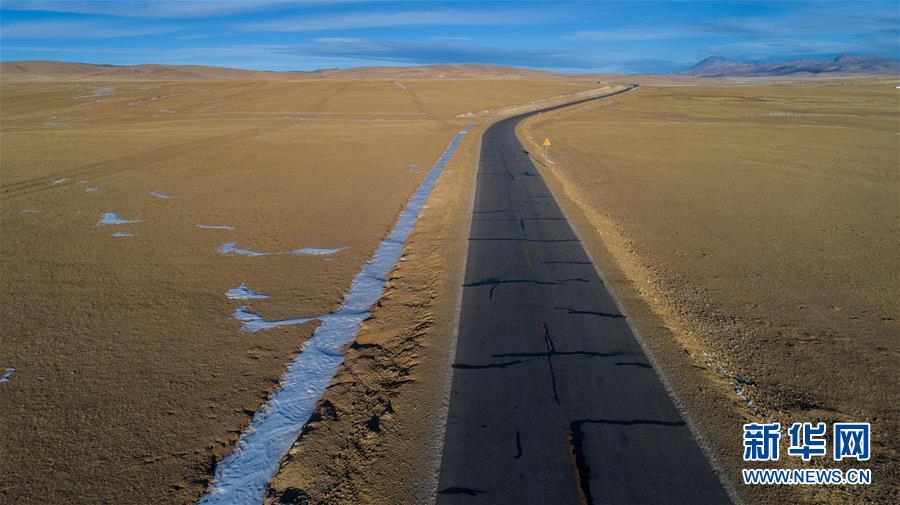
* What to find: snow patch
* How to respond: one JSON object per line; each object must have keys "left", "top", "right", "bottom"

{"left": 292, "top": 247, "right": 346, "bottom": 256}
{"left": 226, "top": 283, "right": 269, "bottom": 300}
{"left": 150, "top": 190, "right": 176, "bottom": 199}
{"left": 96, "top": 212, "right": 141, "bottom": 226}
{"left": 218, "top": 242, "right": 345, "bottom": 257}
{"left": 0, "top": 368, "right": 15, "bottom": 383}
{"left": 233, "top": 306, "right": 316, "bottom": 332}
{"left": 217, "top": 242, "right": 269, "bottom": 257}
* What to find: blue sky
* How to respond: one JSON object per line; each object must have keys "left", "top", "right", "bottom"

{"left": 1, "top": 1, "right": 897, "bottom": 73}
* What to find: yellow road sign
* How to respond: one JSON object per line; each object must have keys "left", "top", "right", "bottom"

{"left": 543, "top": 138, "right": 551, "bottom": 146}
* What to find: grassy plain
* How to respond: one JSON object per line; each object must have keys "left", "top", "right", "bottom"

{"left": 0, "top": 77, "right": 602, "bottom": 503}
{"left": 521, "top": 78, "right": 899, "bottom": 503}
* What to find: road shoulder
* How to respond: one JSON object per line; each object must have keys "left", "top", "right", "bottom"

{"left": 264, "top": 122, "right": 482, "bottom": 504}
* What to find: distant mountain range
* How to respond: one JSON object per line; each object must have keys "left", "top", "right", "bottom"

{"left": 682, "top": 55, "right": 900, "bottom": 77}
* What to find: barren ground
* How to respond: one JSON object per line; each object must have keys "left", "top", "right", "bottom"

{"left": 4, "top": 76, "right": 895, "bottom": 505}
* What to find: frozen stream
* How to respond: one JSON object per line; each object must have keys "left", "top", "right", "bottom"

{"left": 199, "top": 126, "right": 470, "bottom": 504}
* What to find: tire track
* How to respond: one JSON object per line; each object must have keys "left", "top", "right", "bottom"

{"left": 309, "top": 81, "right": 351, "bottom": 113}
{"left": 1, "top": 120, "right": 297, "bottom": 199}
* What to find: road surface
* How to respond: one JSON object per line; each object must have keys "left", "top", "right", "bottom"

{"left": 437, "top": 86, "right": 732, "bottom": 504}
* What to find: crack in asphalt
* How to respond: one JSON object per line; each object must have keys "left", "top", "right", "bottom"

{"left": 614, "top": 361, "right": 652, "bottom": 369}
{"left": 438, "top": 487, "right": 485, "bottom": 497}
{"left": 543, "top": 323, "right": 561, "bottom": 405}
{"left": 568, "top": 418, "right": 687, "bottom": 505}
{"left": 555, "top": 307, "right": 625, "bottom": 318}
{"left": 463, "top": 278, "right": 557, "bottom": 300}
{"left": 541, "top": 260, "right": 592, "bottom": 265}
{"left": 452, "top": 359, "right": 531, "bottom": 370}
{"left": 514, "top": 428, "right": 523, "bottom": 459}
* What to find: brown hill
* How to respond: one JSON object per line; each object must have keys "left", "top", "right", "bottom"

{"left": 0, "top": 60, "right": 571, "bottom": 81}
{"left": 310, "top": 64, "right": 566, "bottom": 80}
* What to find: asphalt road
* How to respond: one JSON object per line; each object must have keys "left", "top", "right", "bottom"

{"left": 436, "top": 86, "right": 732, "bottom": 504}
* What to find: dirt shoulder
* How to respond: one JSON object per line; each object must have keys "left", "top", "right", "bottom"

{"left": 264, "top": 121, "right": 482, "bottom": 505}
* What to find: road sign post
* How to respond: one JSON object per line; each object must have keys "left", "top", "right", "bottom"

{"left": 543, "top": 138, "right": 551, "bottom": 163}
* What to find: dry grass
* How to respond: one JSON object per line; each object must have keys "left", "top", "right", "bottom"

{"left": 521, "top": 78, "right": 899, "bottom": 504}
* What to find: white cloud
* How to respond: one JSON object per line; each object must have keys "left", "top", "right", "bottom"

{"left": 314, "top": 37, "right": 366, "bottom": 44}
{"left": 237, "top": 9, "right": 554, "bottom": 32}
{"left": 563, "top": 4, "right": 899, "bottom": 44}
{"left": 1, "top": 20, "right": 169, "bottom": 39}
{"left": 0, "top": 1, "right": 314, "bottom": 19}
{"left": 563, "top": 28, "right": 694, "bottom": 42}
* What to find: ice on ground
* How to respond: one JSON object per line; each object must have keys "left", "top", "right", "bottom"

{"left": 292, "top": 247, "right": 346, "bottom": 256}
{"left": 226, "top": 283, "right": 270, "bottom": 300}
{"left": 85, "top": 187, "right": 101, "bottom": 193}
{"left": 110, "top": 231, "right": 136, "bottom": 237}
{"left": 1, "top": 368, "right": 16, "bottom": 383}
{"left": 52, "top": 178, "right": 69, "bottom": 185}
{"left": 700, "top": 350, "right": 759, "bottom": 414}
{"left": 96, "top": 212, "right": 141, "bottom": 226}
{"left": 197, "top": 224, "right": 235, "bottom": 230}
{"left": 233, "top": 306, "right": 317, "bottom": 332}
{"left": 219, "top": 242, "right": 345, "bottom": 257}
{"left": 200, "top": 125, "right": 472, "bottom": 505}
{"left": 150, "top": 190, "right": 176, "bottom": 199}
{"left": 218, "top": 242, "right": 270, "bottom": 257}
